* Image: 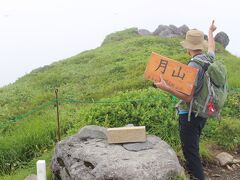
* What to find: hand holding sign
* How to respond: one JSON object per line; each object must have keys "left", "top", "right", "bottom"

{"left": 154, "top": 76, "right": 170, "bottom": 92}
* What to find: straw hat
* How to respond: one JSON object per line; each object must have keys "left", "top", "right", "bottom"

{"left": 181, "top": 29, "right": 208, "bottom": 50}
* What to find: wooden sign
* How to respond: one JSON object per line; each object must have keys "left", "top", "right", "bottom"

{"left": 144, "top": 52, "right": 198, "bottom": 95}
{"left": 107, "top": 126, "right": 146, "bottom": 144}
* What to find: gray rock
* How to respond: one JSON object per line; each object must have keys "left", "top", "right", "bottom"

{"left": 214, "top": 31, "right": 230, "bottom": 48}
{"left": 138, "top": 29, "right": 152, "bottom": 36}
{"left": 153, "top": 24, "right": 189, "bottom": 37}
{"left": 178, "top": 25, "right": 189, "bottom": 36}
{"left": 153, "top": 25, "right": 168, "bottom": 35}
{"left": 123, "top": 140, "right": 154, "bottom": 151}
{"left": 77, "top": 125, "right": 107, "bottom": 140}
{"left": 159, "top": 29, "right": 178, "bottom": 37}
{"left": 216, "top": 152, "right": 234, "bottom": 166}
{"left": 232, "top": 164, "right": 237, "bottom": 169}
{"left": 169, "top": 24, "right": 181, "bottom": 35}
{"left": 24, "top": 174, "right": 37, "bottom": 180}
{"left": 125, "top": 124, "right": 134, "bottom": 127}
{"left": 51, "top": 126, "right": 184, "bottom": 180}
{"left": 233, "top": 158, "right": 240, "bottom": 164}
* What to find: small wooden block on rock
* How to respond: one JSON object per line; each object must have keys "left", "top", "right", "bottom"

{"left": 107, "top": 126, "right": 146, "bottom": 144}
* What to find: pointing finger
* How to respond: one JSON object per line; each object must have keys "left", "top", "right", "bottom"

{"left": 212, "top": 20, "right": 215, "bottom": 25}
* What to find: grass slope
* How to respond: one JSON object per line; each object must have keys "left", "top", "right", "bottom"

{"left": 0, "top": 28, "right": 240, "bottom": 177}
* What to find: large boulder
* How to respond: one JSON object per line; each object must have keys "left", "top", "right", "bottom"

{"left": 153, "top": 25, "right": 168, "bottom": 35}
{"left": 51, "top": 125, "right": 184, "bottom": 180}
{"left": 152, "top": 24, "right": 189, "bottom": 37}
{"left": 178, "top": 25, "right": 189, "bottom": 36}
{"left": 214, "top": 31, "right": 230, "bottom": 48}
{"left": 153, "top": 25, "right": 177, "bottom": 37}
{"left": 168, "top": 25, "right": 182, "bottom": 36}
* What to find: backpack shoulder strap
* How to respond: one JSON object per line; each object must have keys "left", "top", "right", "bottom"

{"left": 189, "top": 57, "right": 210, "bottom": 72}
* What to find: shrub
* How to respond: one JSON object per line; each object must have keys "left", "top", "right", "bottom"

{"left": 69, "top": 88, "right": 181, "bottom": 148}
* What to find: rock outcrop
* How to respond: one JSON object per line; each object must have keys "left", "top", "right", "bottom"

{"left": 152, "top": 24, "right": 189, "bottom": 37}
{"left": 137, "top": 24, "right": 189, "bottom": 38}
{"left": 138, "top": 25, "right": 230, "bottom": 49}
{"left": 51, "top": 125, "right": 184, "bottom": 180}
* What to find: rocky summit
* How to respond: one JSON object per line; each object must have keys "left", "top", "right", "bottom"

{"left": 51, "top": 125, "right": 184, "bottom": 180}
{"left": 138, "top": 24, "right": 230, "bottom": 48}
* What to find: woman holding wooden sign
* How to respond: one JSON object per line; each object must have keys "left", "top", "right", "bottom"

{"left": 154, "top": 21, "right": 217, "bottom": 180}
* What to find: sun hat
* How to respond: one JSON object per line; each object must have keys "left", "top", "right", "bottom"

{"left": 181, "top": 29, "right": 208, "bottom": 50}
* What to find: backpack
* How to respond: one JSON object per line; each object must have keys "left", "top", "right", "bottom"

{"left": 177, "top": 57, "right": 228, "bottom": 121}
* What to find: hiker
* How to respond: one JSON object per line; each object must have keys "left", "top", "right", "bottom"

{"left": 154, "top": 21, "right": 217, "bottom": 180}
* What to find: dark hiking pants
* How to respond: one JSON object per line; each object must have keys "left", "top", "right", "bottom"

{"left": 179, "top": 113, "right": 207, "bottom": 180}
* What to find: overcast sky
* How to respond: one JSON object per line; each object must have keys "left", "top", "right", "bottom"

{"left": 0, "top": 0, "right": 239, "bottom": 87}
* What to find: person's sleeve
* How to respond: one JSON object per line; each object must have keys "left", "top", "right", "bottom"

{"left": 207, "top": 51, "right": 215, "bottom": 62}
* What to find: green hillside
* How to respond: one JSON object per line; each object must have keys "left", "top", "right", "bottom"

{"left": 0, "top": 28, "right": 240, "bottom": 178}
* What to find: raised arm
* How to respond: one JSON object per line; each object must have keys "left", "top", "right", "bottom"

{"left": 208, "top": 20, "right": 217, "bottom": 53}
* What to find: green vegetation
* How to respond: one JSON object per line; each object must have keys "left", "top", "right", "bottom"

{"left": 1, "top": 150, "right": 53, "bottom": 180}
{"left": 0, "top": 28, "right": 240, "bottom": 178}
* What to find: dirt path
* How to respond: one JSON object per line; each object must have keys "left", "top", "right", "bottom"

{"left": 180, "top": 148, "right": 240, "bottom": 180}
{"left": 204, "top": 148, "right": 240, "bottom": 180}
{"left": 204, "top": 163, "right": 240, "bottom": 180}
